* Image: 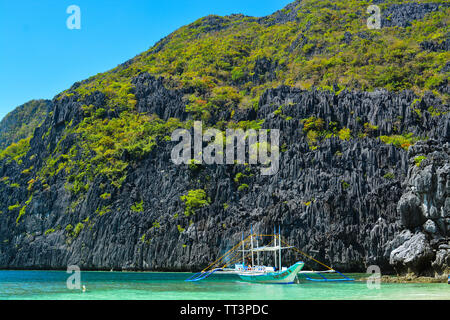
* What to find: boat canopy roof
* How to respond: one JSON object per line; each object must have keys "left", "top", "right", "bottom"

{"left": 251, "top": 245, "right": 294, "bottom": 252}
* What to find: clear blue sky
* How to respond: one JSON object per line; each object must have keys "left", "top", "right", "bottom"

{"left": 0, "top": 0, "right": 292, "bottom": 120}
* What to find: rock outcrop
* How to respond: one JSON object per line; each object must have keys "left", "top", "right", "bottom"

{"left": 382, "top": 2, "right": 446, "bottom": 28}
{"left": 389, "top": 141, "right": 449, "bottom": 275}
{"left": 0, "top": 0, "right": 448, "bottom": 276}
{"left": 0, "top": 80, "right": 448, "bottom": 274}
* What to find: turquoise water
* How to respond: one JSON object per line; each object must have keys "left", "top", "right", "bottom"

{"left": 0, "top": 271, "right": 449, "bottom": 300}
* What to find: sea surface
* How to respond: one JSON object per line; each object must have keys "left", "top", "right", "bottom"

{"left": 0, "top": 270, "right": 448, "bottom": 300}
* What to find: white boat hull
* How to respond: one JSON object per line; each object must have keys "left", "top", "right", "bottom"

{"left": 237, "top": 261, "right": 304, "bottom": 284}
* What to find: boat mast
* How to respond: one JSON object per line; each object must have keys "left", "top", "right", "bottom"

{"left": 256, "top": 234, "right": 260, "bottom": 267}
{"left": 273, "top": 226, "right": 277, "bottom": 270}
{"left": 242, "top": 232, "right": 244, "bottom": 266}
{"left": 278, "top": 225, "right": 281, "bottom": 270}
{"left": 251, "top": 225, "right": 254, "bottom": 267}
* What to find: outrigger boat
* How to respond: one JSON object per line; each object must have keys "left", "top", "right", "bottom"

{"left": 186, "top": 226, "right": 354, "bottom": 284}
{"left": 231, "top": 226, "right": 305, "bottom": 284}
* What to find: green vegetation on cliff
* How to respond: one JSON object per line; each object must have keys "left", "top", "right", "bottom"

{"left": 0, "top": 0, "right": 448, "bottom": 227}
{"left": 0, "top": 100, "right": 50, "bottom": 149}
{"left": 44, "top": 0, "right": 447, "bottom": 176}
{"left": 59, "top": 0, "right": 449, "bottom": 110}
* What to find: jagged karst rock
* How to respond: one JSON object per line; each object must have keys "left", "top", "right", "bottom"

{"left": 423, "top": 219, "right": 437, "bottom": 234}
{"left": 382, "top": 2, "right": 446, "bottom": 28}
{"left": 390, "top": 232, "right": 434, "bottom": 274}
{"left": 0, "top": 0, "right": 448, "bottom": 275}
{"left": 132, "top": 73, "right": 187, "bottom": 121}
{"left": 397, "top": 192, "right": 425, "bottom": 229}
{"left": 258, "top": 1, "right": 301, "bottom": 26}
{"left": 389, "top": 141, "right": 449, "bottom": 275}
{"left": 432, "top": 248, "right": 450, "bottom": 273}
{"left": 420, "top": 39, "right": 450, "bottom": 52}
{"left": 0, "top": 80, "right": 447, "bottom": 273}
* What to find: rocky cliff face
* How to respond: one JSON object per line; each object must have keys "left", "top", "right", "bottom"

{"left": 0, "top": 0, "right": 448, "bottom": 275}
{"left": 390, "top": 141, "right": 449, "bottom": 275}
{"left": 0, "top": 75, "right": 448, "bottom": 274}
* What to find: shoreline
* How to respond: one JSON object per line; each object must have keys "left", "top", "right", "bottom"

{"left": 379, "top": 275, "right": 449, "bottom": 284}
{"left": 0, "top": 269, "right": 192, "bottom": 274}
{"left": 359, "top": 274, "right": 449, "bottom": 284}
{"left": 1, "top": 269, "right": 448, "bottom": 284}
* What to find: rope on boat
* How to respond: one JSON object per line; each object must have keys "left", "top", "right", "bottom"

{"left": 186, "top": 243, "right": 257, "bottom": 282}
{"left": 187, "top": 236, "right": 265, "bottom": 282}
{"left": 221, "top": 238, "right": 275, "bottom": 269}
{"left": 200, "top": 235, "right": 252, "bottom": 273}
{"left": 280, "top": 239, "right": 354, "bottom": 282}
{"left": 201, "top": 235, "right": 275, "bottom": 272}
{"left": 185, "top": 234, "right": 354, "bottom": 282}
{"left": 280, "top": 239, "right": 334, "bottom": 271}
{"left": 186, "top": 268, "right": 223, "bottom": 282}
